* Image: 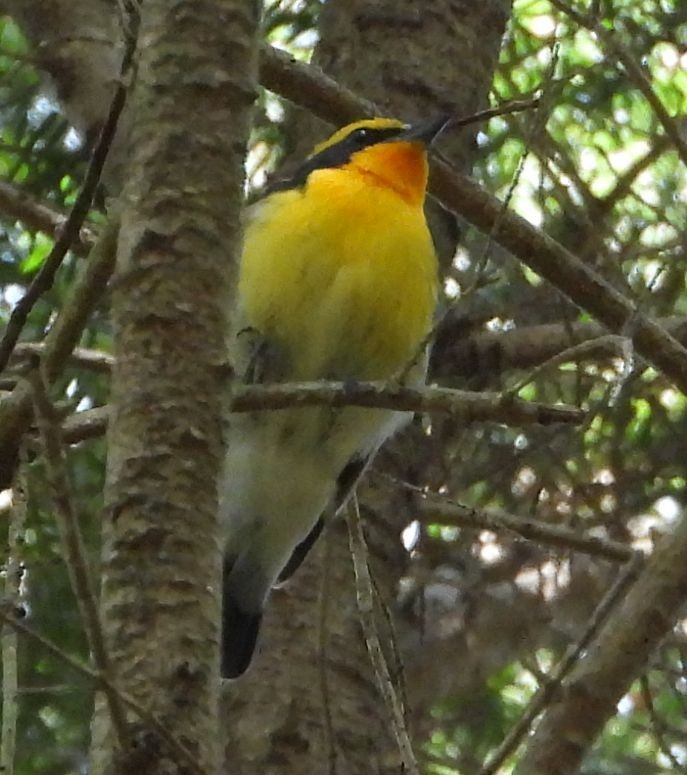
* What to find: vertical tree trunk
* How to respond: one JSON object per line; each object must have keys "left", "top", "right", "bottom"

{"left": 92, "top": 1, "right": 259, "bottom": 772}
{"left": 222, "top": 2, "right": 510, "bottom": 772}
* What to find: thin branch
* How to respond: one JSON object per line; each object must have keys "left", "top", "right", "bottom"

{"left": 446, "top": 97, "right": 541, "bottom": 130}
{"left": 506, "top": 334, "right": 626, "bottom": 396}
{"left": 514, "top": 511, "right": 687, "bottom": 774}
{"left": 410, "top": 489, "right": 636, "bottom": 564}
{"left": 12, "top": 343, "right": 114, "bottom": 374}
{"left": 0, "top": 607, "right": 203, "bottom": 775}
{"left": 346, "top": 497, "right": 420, "bottom": 775}
{"left": 56, "top": 383, "right": 583, "bottom": 447}
{"left": 639, "top": 674, "right": 684, "bottom": 770}
{"left": 0, "top": 181, "right": 95, "bottom": 256}
{"left": 369, "top": 572, "right": 410, "bottom": 729}
{"left": 25, "top": 366, "right": 129, "bottom": 745}
{"left": 259, "top": 45, "right": 687, "bottom": 397}
{"left": 0, "top": 76, "right": 126, "bottom": 374}
{"left": 0, "top": 216, "right": 118, "bottom": 489}
{"left": 229, "top": 381, "right": 584, "bottom": 424}
{"left": 480, "top": 553, "right": 644, "bottom": 775}
{"left": 549, "top": 0, "right": 687, "bottom": 169}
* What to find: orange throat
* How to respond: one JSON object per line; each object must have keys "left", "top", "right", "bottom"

{"left": 348, "top": 141, "right": 428, "bottom": 206}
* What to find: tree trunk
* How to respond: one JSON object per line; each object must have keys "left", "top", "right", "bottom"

{"left": 91, "top": 1, "right": 259, "bottom": 772}
{"left": 222, "top": 1, "right": 510, "bottom": 772}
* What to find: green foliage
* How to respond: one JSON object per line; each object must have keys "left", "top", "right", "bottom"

{"left": 2, "top": 0, "right": 687, "bottom": 772}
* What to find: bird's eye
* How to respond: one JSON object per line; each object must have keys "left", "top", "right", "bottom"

{"left": 352, "top": 128, "right": 371, "bottom": 144}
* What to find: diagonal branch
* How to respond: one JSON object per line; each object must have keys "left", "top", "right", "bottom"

{"left": 513, "top": 514, "right": 687, "bottom": 774}
{"left": 259, "top": 44, "right": 687, "bottom": 396}
{"left": 347, "top": 497, "right": 420, "bottom": 775}
{"left": 0, "top": 71, "right": 127, "bottom": 375}
{"left": 0, "top": 606, "right": 202, "bottom": 775}
{"left": 26, "top": 366, "right": 129, "bottom": 744}
{"left": 0, "top": 217, "right": 118, "bottom": 489}
{"left": 549, "top": 0, "right": 687, "bottom": 169}
{"left": 482, "top": 553, "right": 644, "bottom": 775}
{"left": 412, "top": 491, "right": 636, "bottom": 564}
{"left": 55, "top": 382, "right": 583, "bottom": 448}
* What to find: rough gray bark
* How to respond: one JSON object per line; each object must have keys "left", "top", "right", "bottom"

{"left": 222, "top": 1, "right": 511, "bottom": 773}
{"left": 91, "top": 1, "right": 259, "bottom": 773}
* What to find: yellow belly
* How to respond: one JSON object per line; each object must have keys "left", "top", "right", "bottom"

{"left": 239, "top": 166, "right": 438, "bottom": 382}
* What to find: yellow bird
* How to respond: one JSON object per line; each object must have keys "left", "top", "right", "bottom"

{"left": 220, "top": 116, "right": 446, "bottom": 678}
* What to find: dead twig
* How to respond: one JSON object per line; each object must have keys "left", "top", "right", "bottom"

{"left": 410, "top": 488, "right": 637, "bottom": 564}
{"left": 0, "top": 216, "right": 118, "bottom": 489}
{"left": 26, "top": 366, "right": 129, "bottom": 745}
{"left": 481, "top": 553, "right": 644, "bottom": 775}
{"left": 0, "top": 79, "right": 126, "bottom": 374}
{"left": 0, "top": 607, "right": 202, "bottom": 775}
{"left": 346, "top": 497, "right": 420, "bottom": 775}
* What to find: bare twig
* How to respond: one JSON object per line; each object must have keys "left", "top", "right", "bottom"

{"left": 0, "top": 449, "right": 28, "bottom": 775}
{"left": 389, "top": 479, "right": 636, "bottom": 563}
{"left": 368, "top": 573, "right": 410, "bottom": 728}
{"left": 56, "top": 383, "right": 583, "bottom": 448}
{"left": 229, "top": 381, "right": 584, "bottom": 424}
{"left": 0, "top": 75, "right": 126, "bottom": 374}
{"left": 346, "top": 497, "right": 420, "bottom": 775}
{"left": 505, "top": 334, "right": 627, "bottom": 396}
{"left": 639, "top": 674, "right": 684, "bottom": 770}
{"left": 481, "top": 553, "right": 644, "bottom": 775}
{"left": 447, "top": 97, "right": 541, "bottom": 129}
{"left": 0, "top": 216, "right": 118, "bottom": 489}
{"left": 12, "top": 343, "right": 114, "bottom": 374}
{"left": 549, "top": 0, "right": 687, "bottom": 169}
{"left": 0, "top": 607, "right": 202, "bottom": 775}
{"left": 26, "top": 366, "right": 129, "bottom": 745}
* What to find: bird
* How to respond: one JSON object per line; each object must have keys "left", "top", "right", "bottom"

{"left": 219, "top": 115, "right": 447, "bottom": 678}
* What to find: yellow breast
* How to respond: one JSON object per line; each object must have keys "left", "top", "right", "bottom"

{"left": 238, "top": 162, "right": 438, "bottom": 382}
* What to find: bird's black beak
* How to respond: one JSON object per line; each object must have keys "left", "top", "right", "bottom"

{"left": 397, "top": 115, "right": 453, "bottom": 146}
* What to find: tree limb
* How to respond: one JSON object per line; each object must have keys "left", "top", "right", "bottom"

{"left": 26, "top": 366, "right": 129, "bottom": 745}
{"left": 483, "top": 553, "right": 644, "bottom": 775}
{"left": 56, "top": 383, "right": 583, "bottom": 448}
{"left": 513, "top": 516, "right": 687, "bottom": 774}
{"left": 413, "top": 492, "right": 636, "bottom": 564}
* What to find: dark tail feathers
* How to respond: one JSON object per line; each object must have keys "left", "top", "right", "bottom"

{"left": 221, "top": 592, "right": 262, "bottom": 679}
